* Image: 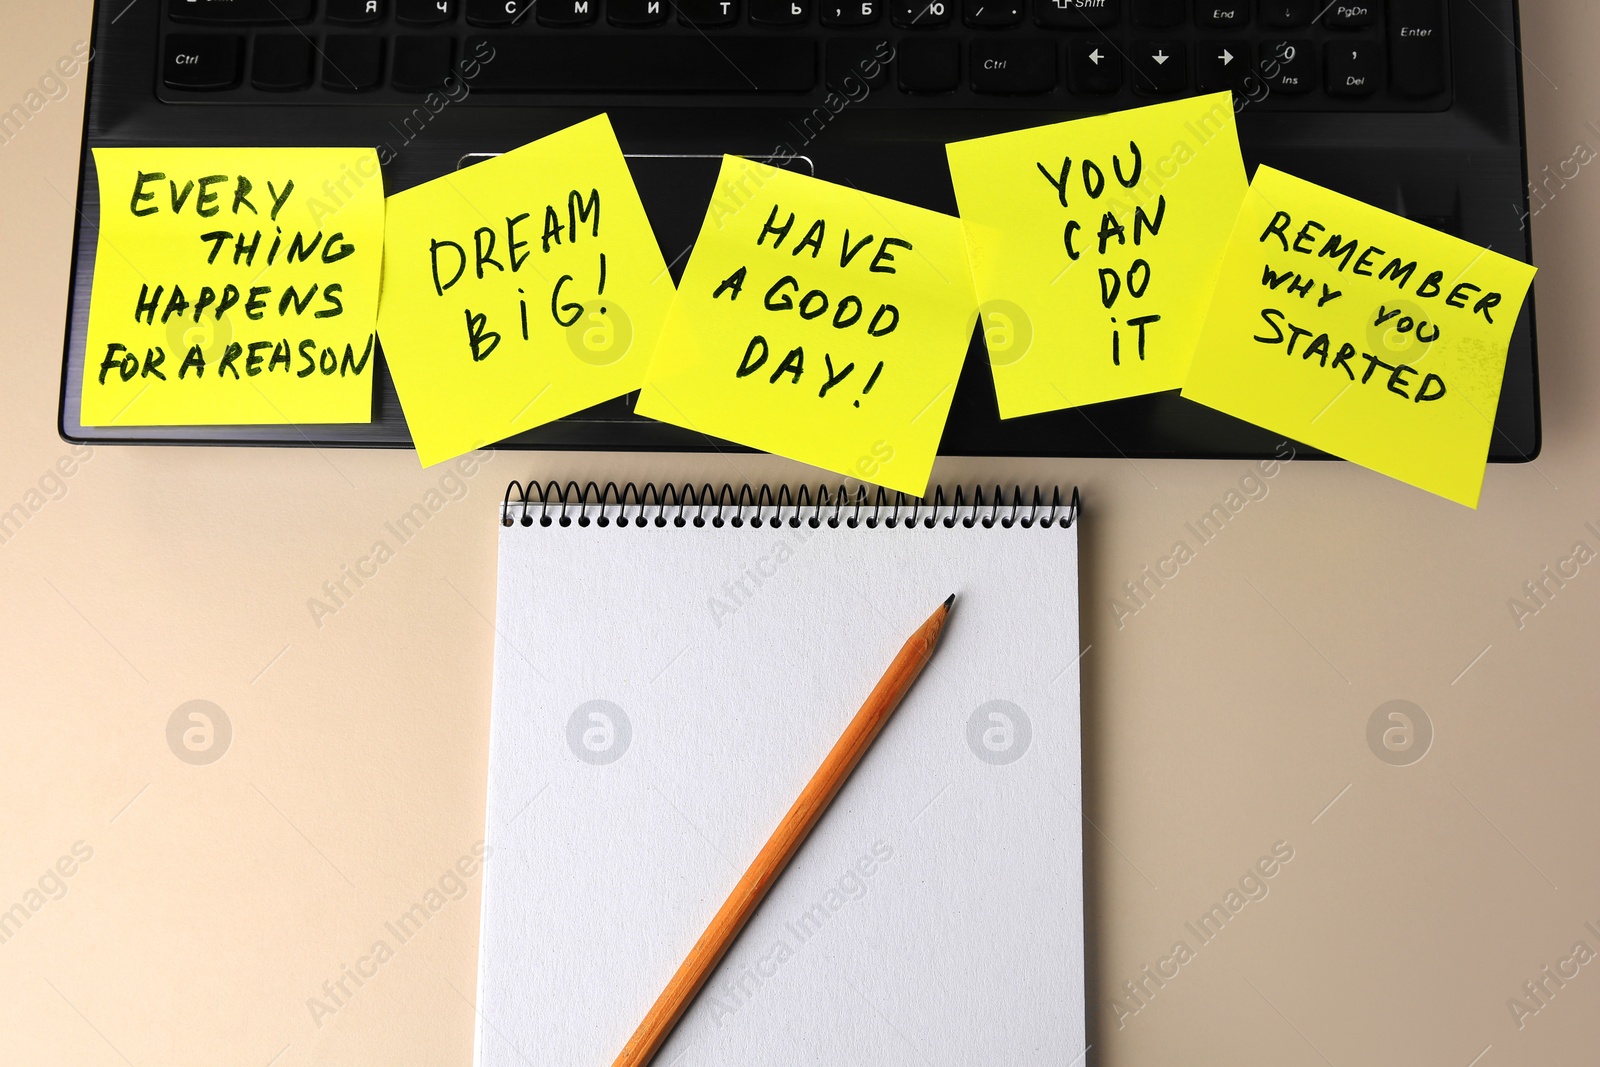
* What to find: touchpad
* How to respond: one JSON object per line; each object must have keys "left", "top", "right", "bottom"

{"left": 457, "top": 151, "right": 813, "bottom": 284}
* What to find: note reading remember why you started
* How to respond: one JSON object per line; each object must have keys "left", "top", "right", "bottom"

{"left": 378, "top": 115, "right": 674, "bottom": 466}
{"left": 946, "top": 94, "right": 1247, "bottom": 417}
{"left": 636, "top": 157, "right": 977, "bottom": 496}
{"left": 82, "top": 147, "right": 384, "bottom": 426}
{"left": 1182, "top": 166, "right": 1536, "bottom": 508}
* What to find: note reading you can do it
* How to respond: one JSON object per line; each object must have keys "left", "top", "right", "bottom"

{"left": 82, "top": 147, "right": 384, "bottom": 425}
{"left": 946, "top": 93, "right": 1248, "bottom": 416}
{"left": 1182, "top": 166, "right": 1537, "bottom": 508}
{"left": 637, "top": 157, "right": 977, "bottom": 496}
{"left": 377, "top": 115, "right": 674, "bottom": 466}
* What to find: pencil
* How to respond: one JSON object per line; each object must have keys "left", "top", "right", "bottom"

{"left": 610, "top": 593, "right": 957, "bottom": 1067}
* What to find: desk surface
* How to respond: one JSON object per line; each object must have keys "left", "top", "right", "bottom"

{"left": 3, "top": 6, "right": 1596, "bottom": 1065}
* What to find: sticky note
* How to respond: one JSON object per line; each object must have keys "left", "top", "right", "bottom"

{"left": 377, "top": 115, "right": 673, "bottom": 466}
{"left": 636, "top": 157, "right": 977, "bottom": 496}
{"left": 82, "top": 147, "right": 384, "bottom": 425}
{"left": 1181, "top": 167, "right": 1536, "bottom": 507}
{"left": 946, "top": 93, "right": 1248, "bottom": 417}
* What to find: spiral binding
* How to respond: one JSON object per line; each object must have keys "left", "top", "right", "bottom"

{"left": 500, "top": 482, "right": 1080, "bottom": 531}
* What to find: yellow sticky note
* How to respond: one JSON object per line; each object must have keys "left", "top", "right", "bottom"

{"left": 636, "top": 157, "right": 977, "bottom": 496}
{"left": 946, "top": 93, "right": 1248, "bottom": 417}
{"left": 1182, "top": 166, "right": 1536, "bottom": 508}
{"left": 82, "top": 147, "right": 383, "bottom": 425}
{"left": 377, "top": 115, "right": 673, "bottom": 466}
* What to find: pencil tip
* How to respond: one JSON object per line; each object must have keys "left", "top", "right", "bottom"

{"left": 943, "top": 593, "right": 956, "bottom": 611}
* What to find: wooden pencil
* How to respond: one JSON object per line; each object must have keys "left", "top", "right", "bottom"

{"left": 610, "top": 593, "right": 957, "bottom": 1067}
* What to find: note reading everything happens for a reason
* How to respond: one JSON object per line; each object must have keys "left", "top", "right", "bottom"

{"left": 1182, "top": 166, "right": 1537, "bottom": 508}
{"left": 946, "top": 93, "right": 1248, "bottom": 417}
{"left": 377, "top": 115, "right": 674, "bottom": 466}
{"left": 636, "top": 157, "right": 977, "bottom": 496}
{"left": 82, "top": 147, "right": 384, "bottom": 426}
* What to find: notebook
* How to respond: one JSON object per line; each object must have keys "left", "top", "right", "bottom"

{"left": 476, "top": 482, "right": 1085, "bottom": 1066}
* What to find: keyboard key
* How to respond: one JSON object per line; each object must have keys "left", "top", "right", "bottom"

{"left": 322, "top": 35, "right": 384, "bottom": 91}
{"left": 821, "top": 0, "right": 882, "bottom": 24}
{"left": 163, "top": 34, "right": 242, "bottom": 90}
{"left": 827, "top": 40, "right": 890, "bottom": 91}
{"left": 397, "top": 0, "right": 455, "bottom": 23}
{"left": 464, "top": 37, "right": 817, "bottom": 91}
{"left": 970, "top": 41, "right": 1055, "bottom": 94}
{"left": 1389, "top": 0, "right": 1444, "bottom": 96}
{"left": 612, "top": 0, "right": 672, "bottom": 23}
{"left": 251, "top": 34, "right": 313, "bottom": 91}
{"left": 679, "top": 0, "right": 740, "bottom": 24}
{"left": 1259, "top": 0, "right": 1311, "bottom": 27}
{"left": 1066, "top": 39, "right": 1120, "bottom": 94}
{"left": 751, "top": 0, "right": 809, "bottom": 24}
{"left": 168, "top": 0, "right": 313, "bottom": 22}
{"left": 1134, "top": 0, "right": 1183, "bottom": 27}
{"left": 465, "top": 0, "right": 536, "bottom": 24}
{"left": 893, "top": 0, "right": 952, "bottom": 27}
{"left": 1034, "top": 0, "right": 1119, "bottom": 29}
{"left": 1194, "top": 2, "right": 1247, "bottom": 27}
{"left": 392, "top": 35, "right": 453, "bottom": 89}
{"left": 1131, "top": 40, "right": 1185, "bottom": 94}
{"left": 543, "top": 0, "right": 601, "bottom": 24}
{"left": 327, "top": 0, "right": 385, "bottom": 22}
{"left": 1324, "top": 2, "right": 1377, "bottom": 28}
{"left": 897, "top": 39, "right": 958, "bottom": 91}
{"left": 1325, "top": 40, "right": 1380, "bottom": 95}
{"left": 964, "top": 0, "right": 1022, "bottom": 27}
{"left": 1196, "top": 39, "right": 1249, "bottom": 93}
{"left": 1257, "top": 38, "right": 1312, "bottom": 93}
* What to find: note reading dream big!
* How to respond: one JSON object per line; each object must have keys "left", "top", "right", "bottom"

{"left": 636, "top": 157, "right": 977, "bottom": 496}
{"left": 1182, "top": 166, "right": 1537, "bottom": 508}
{"left": 377, "top": 115, "right": 674, "bottom": 466}
{"left": 81, "top": 147, "right": 385, "bottom": 426}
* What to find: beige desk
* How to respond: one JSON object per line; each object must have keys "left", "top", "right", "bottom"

{"left": 2, "top": 6, "right": 1596, "bottom": 1064}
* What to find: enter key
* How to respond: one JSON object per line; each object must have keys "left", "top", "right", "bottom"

{"left": 1389, "top": 0, "right": 1446, "bottom": 97}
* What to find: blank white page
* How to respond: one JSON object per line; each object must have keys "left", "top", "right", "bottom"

{"left": 476, "top": 494, "right": 1083, "bottom": 1066}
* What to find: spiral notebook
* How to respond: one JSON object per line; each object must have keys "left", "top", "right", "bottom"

{"left": 476, "top": 484, "right": 1085, "bottom": 1067}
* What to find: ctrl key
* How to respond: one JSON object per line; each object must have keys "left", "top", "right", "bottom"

{"left": 164, "top": 34, "right": 243, "bottom": 90}
{"left": 970, "top": 41, "right": 1056, "bottom": 95}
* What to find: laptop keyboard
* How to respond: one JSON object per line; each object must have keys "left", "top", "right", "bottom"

{"left": 160, "top": 0, "right": 1449, "bottom": 110}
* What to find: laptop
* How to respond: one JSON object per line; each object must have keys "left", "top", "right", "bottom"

{"left": 58, "top": 0, "right": 1538, "bottom": 462}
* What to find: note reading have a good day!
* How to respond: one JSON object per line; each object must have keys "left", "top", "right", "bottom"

{"left": 377, "top": 115, "right": 674, "bottom": 466}
{"left": 1182, "top": 166, "right": 1537, "bottom": 508}
{"left": 82, "top": 147, "right": 384, "bottom": 425}
{"left": 946, "top": 94, "right": 1248, "bottom": 417}
{"left": 636, "top": 157, "right": 977, "bottom": 496}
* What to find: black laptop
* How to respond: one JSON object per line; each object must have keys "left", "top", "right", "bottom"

{"left": 59, "top": 0, "right": 1538, "bottom": 461}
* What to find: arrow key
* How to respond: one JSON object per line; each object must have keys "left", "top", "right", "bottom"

{"left": 1132, "top": 40, "right": 1186, "bottom": 95}
{"left": 1261, "top": 0, "right": 1313, "bottom": 27}
{"left": 1067, "top": 39, "right": 1122, "bottom": 95}
{"left": 1196, "top": 39, "right": 1250, "bottom": 94}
